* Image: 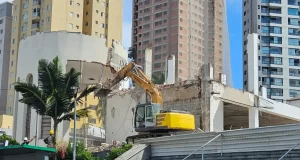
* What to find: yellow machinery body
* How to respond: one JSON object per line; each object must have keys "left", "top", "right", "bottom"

{"left": 156, "top": 112, "right": 195, "bottom": 131}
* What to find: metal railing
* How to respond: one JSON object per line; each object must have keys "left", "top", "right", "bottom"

{"left": 182, "top": 134, "right": 222, "bottom": 160}
{"left": 279, "top": 140, "right": 300, "bottom": 160}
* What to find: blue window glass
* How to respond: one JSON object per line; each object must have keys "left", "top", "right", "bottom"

{"left": 290, "top": 89, "right": 300, "bottom": 97}
{"left": 270, "top": 26, "right": 281, "bottom": 34}
{"left": 261, "top": 26, "right": 269, "bottom": 33}
{"left": 289, "top": 48, "right": 296, "bottom": 55}
{"left": 288, "top": 8, "right": 299, "bottom": 15}
{"left": 270, "top": 47, "right": 282, "bottom": 54}
{"left": 289, "top": 38, "right": 299, "bottom": 46}
{"left": 261, "top": 46, "right": 270, "bottom": 54}
{"left": 288, "top": 28, "right": 299, "bottom": 35}
{"left": 288, "top": 18, "right": 299, "bottom": 25}
{"left": 262, "top": 0, "right": 281, "bottom": 4}
{"left": 289, "top": 0, "right": 298, "bottom": 5}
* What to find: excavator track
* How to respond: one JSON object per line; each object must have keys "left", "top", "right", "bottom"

{"left": 126, "top": 132, "right": 172, "bottom": 143}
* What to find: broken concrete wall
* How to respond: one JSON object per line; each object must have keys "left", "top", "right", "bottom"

{"left": 105, "top": 88, "right": 146, "bottom": 143}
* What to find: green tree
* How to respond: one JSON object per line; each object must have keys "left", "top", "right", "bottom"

{"left": 0, "top": 133, "right": 19, "bottom": 145}
{"left": 152, "top": 72, "right": 165, "bottom": 84}
{"left": 14, "top": 56, "right": 97, "bottom": 143}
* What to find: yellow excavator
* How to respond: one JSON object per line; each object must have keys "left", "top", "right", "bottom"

{"left": 97, "top": 61, "right": 195, "bottom": 142}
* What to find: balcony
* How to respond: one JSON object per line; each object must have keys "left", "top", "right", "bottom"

{"left": 262, "top": 67, "right": 283, "bottom": 75}
{"left": 32, "top": 23, "right": 40, "bottom": 32}
{"left": 289, "top": 58, "right": 300, "bottom": 66}
{"left": 290, "top": 68, "right": 300, "bottom": 77}
{"left": 261, "top": 0, "right": 281, "bottom": 4}
{"left": 289, "top": 48, "right": 300, "bottom": 56}
{"left": 33, "top": 0, "right": 41, "bottom": 6}
{"left": 262, "top": 77, "right": 283, "bottom": 86}
{"left": 261, "top": 7, "right": 281, "bottom": 14}
{"left": 290, "top": 89, "right": 300, "bottom": 97}
{"left": 261, "top": 16, "right": 282, "bottom": 24}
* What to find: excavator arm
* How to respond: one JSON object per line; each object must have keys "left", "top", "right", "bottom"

{"left": 97, "top": 61, "right": 163, "bottom": 105}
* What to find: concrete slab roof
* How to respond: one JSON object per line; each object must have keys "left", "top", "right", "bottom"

{"left": 0, "top": 145, "right": 56, "bottom": 155}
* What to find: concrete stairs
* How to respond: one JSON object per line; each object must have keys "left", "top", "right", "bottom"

{"left": 150, "top": 149, "right": 300, "bottom": 160}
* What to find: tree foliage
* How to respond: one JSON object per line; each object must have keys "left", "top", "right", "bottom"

{"left": 0, "top": 133, "right": 19, "bottom": 145}
{"left": 56, "top": 142, "right": 98, "bottom": 160}
{"left": 14, "top": 56, "right": 97, "bottom": 143}
{"left": 105, "top": 144, "right": 133, "bottom": 160}
{"left": 152, "top": 72, "right": 165, "bottom": 84}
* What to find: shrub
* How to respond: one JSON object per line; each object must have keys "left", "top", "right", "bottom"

{"left": 105, "top": 144, "right": 133, "bottom": 160}
{"left": 0, "top": 133, "right": 19, "bottom": 145}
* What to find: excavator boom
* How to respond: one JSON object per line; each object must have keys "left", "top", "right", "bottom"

{"left": 96, "top": 61, "right": 162, "bottom": 104}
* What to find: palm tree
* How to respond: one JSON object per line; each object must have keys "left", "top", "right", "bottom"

{"left": 14, "top": 56, "right": 97, "bottom": 143}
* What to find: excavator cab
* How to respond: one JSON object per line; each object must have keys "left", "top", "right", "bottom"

{"left": 134, "top": 103, "right": 161, "bottom": 132}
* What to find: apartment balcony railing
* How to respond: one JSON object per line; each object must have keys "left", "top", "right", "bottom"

{"left": 261, "top": 0, "right": 281, "bottom": 4}
{"left": 261, "top": 19, "right": 282, "bottom": 24}
{"left": 290, "top": 72, "right": 300, "bottom": 77}
{"left": 262, "top": 82, "right": 283, "bottom": 86}
{"left": 289, "top": 63, "right": 300, "bottom": 66}
{"left": 262, "top": 71, "right": 283, "bottom": 75}
{"left": 261, "top": 8, "right": 281, "bottom": 14}
{"left": 290, "top": 83, "right": 300, "bottom": 87}
{"left": 269, "top": 92, "right": 283, "bottom": 96}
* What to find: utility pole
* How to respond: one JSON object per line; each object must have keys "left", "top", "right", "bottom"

{"left": 71, "top": 86, "right": 79, "bottom": 160}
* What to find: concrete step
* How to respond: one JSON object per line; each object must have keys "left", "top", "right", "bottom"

{"left": 150, "top": 149, "right": 300, "bottom": 160}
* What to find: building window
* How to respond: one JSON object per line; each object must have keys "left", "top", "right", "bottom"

{"left": 85, "top": 21, "right": 88, "bottom": 26}
{"left": 101, "top": 23, "right": 105, "bottom": 28}
{"left": 12, "top": 39, "right": 15, "bottom": 44}
{"left": 86, "top": 0, "right": 89, "bottom": 4}
{"left": 85, "top": 11, "right": 88, "bottom": 16}
{"left": 47, "top": 5, "right": 51, "bottom": 11}
{"left": 9, "top": 72, "right": 14, "bottom": 78}
{"left": 12, "top": 50, "right": 14, "bottom": 55}
{"left": 96, "top": 10, "right": 99, "bottom": 13}
{"left": 46, "top": 17, "right": 50, "bottom": 22}
{"left": 9, "top": 84, "right": 13, "bottom": 89}
{"left": 76, "top": 25, "right": 79, "bottom": 29}
{"left": 101, "top": 12, "right": 104, "bottom": 17}
{"left": 95, "top": 21, "right": 98, "bottom": 24}
{"left": 0, "top": 19, "right": 3, "bottom": 24}
{"left": 77, "top": 3, "right": 80, "bottom": 6}
{"left": 8, "top": 107, "right": 11, "bottom": 113}
{"left": 14, "top": 16, "right": 17, "bottom": 21}
{"left": 11, "top": 61, "right": 14, "bottom": 66}
{"left": 88, "top": 118, "right": 96, "bottom": 124}
{"left": 95, "top": 32, "right": 98, "bottom": 36}
{"left": 8, "top": 95, "right": 12, "bottom": 100}
{"left": 77, "top": 14, "right": 79, "bottom": 18}
{"left": 68, "top": 23, "right": 73, "bottom": 29}
{"left": 70, "top": 1, "right": 74, "bottom": 5}
{"left": 69, "top": 12, "right": 73, "bottom": 17}
{"left": 288, "top": 8, "right": 299, "bottom": 16}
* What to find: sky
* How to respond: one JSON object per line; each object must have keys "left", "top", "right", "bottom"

{"left": 0, "top": 0, "right": 243, "bottom": 89}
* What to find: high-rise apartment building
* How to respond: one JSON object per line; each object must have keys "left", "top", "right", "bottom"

{"left": 6, "top": 0, "right": 123, "bottom": 115}
{"left": 0, "top": 2, "right": 12, "bottom": 115}
{"left": 243, "top": 0, "right": 300, "bottom": 102}
{"left": 131, "top": 0, "right": 231, "bottom": 84}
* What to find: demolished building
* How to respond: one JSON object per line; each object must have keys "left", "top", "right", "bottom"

{"left": 103, "top": 64, "right": 300, "bottom": 143}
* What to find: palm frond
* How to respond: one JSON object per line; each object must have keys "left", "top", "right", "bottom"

{"left": 58, "top": 108, "right": 90, "bottom": 122}
{"left": 67, "top": 86, "right": 97, "bottom": 111}
{"left": 62, "top": 68, "right": 81, "bottom": 99}
{"left": 14, "top": 82, "right": 47, "bottom": 115}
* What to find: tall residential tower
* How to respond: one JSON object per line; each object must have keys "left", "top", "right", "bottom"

{"left": 6, "top": 0, "right": 123, "bottom": 115}
{"left": 131, "top": 0, "right": 232, "bottom": 84}
{"left": 0, "top": 2, "right": 12, "bottom": 114}
{"left": 243, "top": 0, "right": 300, "bottom": 102}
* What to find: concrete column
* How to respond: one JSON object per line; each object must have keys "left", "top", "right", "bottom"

{"left": 247, "top": 34, "right": 259, "bottom": 95}
{"left": 249, "top": 107, "right": 259, "bottom": 128}
{"left": 210, "top": 100, "right": 224, "bottom": 132}
{"left": 166, "top": 55, "right": 175, "bottom": 84}
{"left": 144, "top": 48, "right": 152, "bottom": 79}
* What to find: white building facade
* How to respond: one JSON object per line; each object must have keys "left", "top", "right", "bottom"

{"left": 13, "top": 31, "right": 127, "bottom": 146}
{"left": 243, "top": 0, "right": 300, "bottom": 102}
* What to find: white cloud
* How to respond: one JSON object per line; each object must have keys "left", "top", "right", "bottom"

{"left": 122, "top": 21, "right": 132, "bottom": 50}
